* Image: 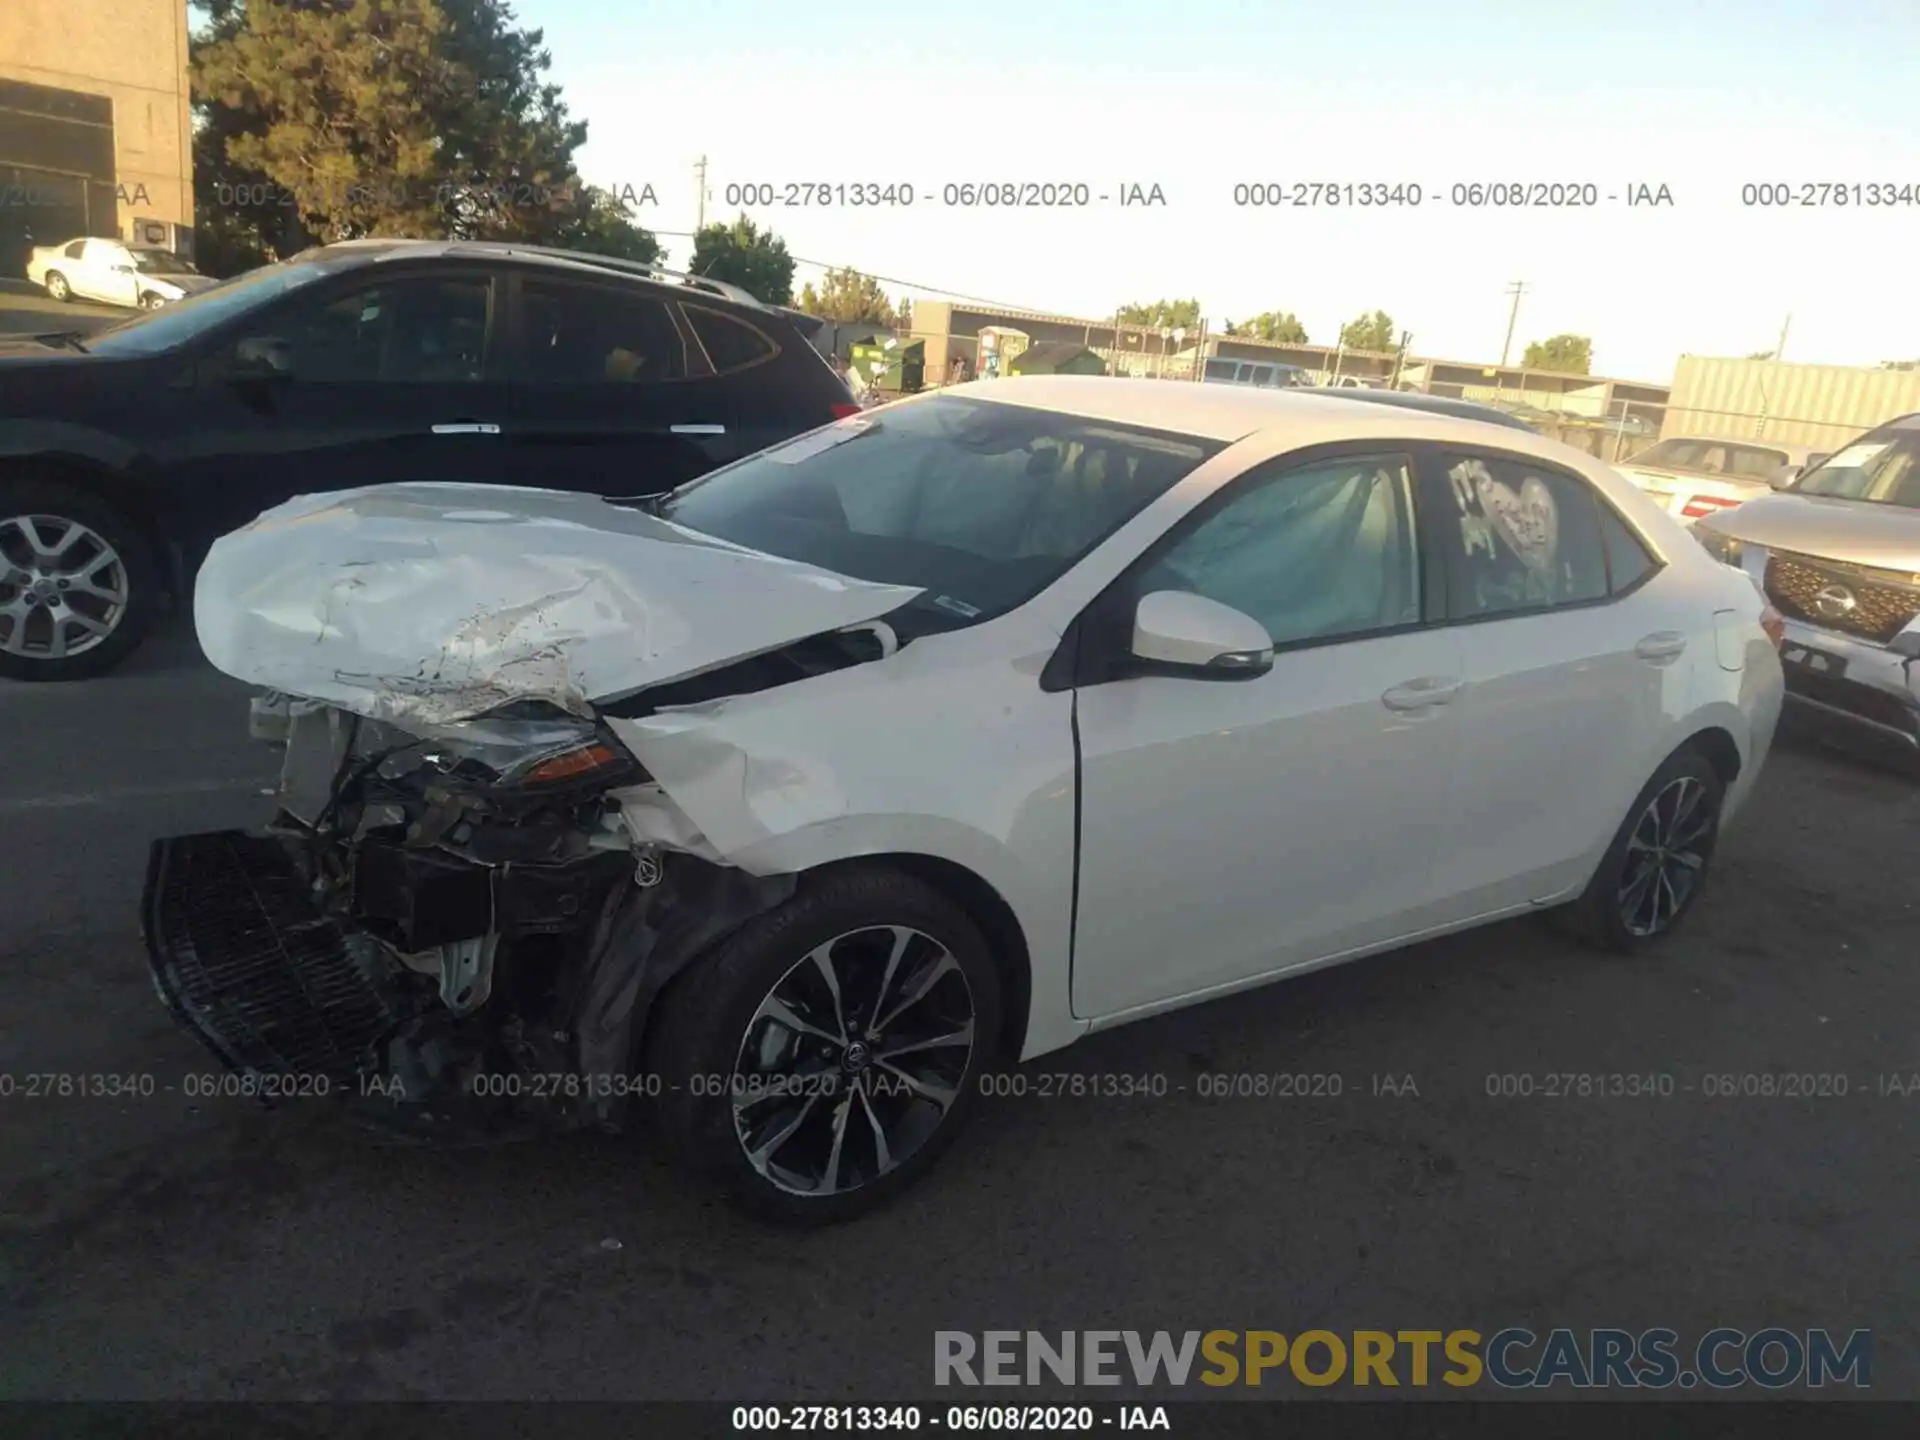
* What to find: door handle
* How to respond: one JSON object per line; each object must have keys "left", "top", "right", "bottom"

{"left": 670, "top": 423, "right": 726, "bottom": 435}
{"left": 1634, "top": 631, "right": 1688, "bottom": 662}
{"left": 1381, "top": 676, "right": 1463, "bottom": 712}
{"left": 431, "top": 422, "right": 500, "bottom": 435}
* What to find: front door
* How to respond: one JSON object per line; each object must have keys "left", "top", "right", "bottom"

{"left": 171, "top": 267, "right": 515, "bottom": 542}
{"left": 1069, "top": 449, "right": 1464, "bottom": 1020}
{"left": 502, "top": 272, "right": 741, "bottom": 498}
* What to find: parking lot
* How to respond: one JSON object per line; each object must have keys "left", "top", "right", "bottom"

{"left": 0, "top": 612, "right": 1910, "bottom": 1400}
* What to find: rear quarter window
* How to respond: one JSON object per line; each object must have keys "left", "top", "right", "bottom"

{"left": 684, "top": 305, "right": 779, "bottom": 375}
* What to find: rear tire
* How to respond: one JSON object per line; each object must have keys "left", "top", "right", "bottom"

{"left": 1551, "top": 746, "right": 1726, "bottom": 952}
{"left": 0, "top": 478, "right": 159, "bottom": 681}
{"left": 648, "top": 865, "right": 1001, "bottom": 1225}
{"left": 44, "top": 271, "right": 71, "bottom": 302}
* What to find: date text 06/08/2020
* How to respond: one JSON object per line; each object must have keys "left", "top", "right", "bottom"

{"left": 1229, "top": 181, "right": 1674, "bottom": 207}
{"left": 730, "top": 1405, "right": 1170, "bottom": 1432}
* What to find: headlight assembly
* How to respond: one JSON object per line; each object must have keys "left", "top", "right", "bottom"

{"left": 414, "top": 707, "right": 640, "bottom": 790}
{"left": 1692, "top": 524, "right": 1744, "bottom": 568}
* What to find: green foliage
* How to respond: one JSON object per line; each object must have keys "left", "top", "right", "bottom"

{"left": 798, "top": 267, "right": 896, "bottom": 326}
{"left": 1225, "top": 311, "right": 1308, "bottom": 344}
{"left": 190, "top": 0, "right": 655, "bottom": 266}
{"left": 1522, "top": 333, "right": 1593, "bottom": 374}
{"left": 689, "top": 216, "right": 796, "bottom": 305}
{"left": 1115, "top": 298, "right": 1201, "bottom": 331}
{"left": 1338, "top": 310, "right": 1396, "bottom": 351}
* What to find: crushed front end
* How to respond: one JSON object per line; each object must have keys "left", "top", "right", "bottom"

{"left": 143, "top": 698, "right": 789, "bottom": 1140}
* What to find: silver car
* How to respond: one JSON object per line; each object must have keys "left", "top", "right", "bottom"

{"left": 1618, "top": 436, "right": 1828, "bottom": 524}
{"left": 1690, "top": 414, "right": 1920, "bottom": 761}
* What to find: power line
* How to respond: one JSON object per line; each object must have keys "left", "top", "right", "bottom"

{"left": 644, "top": 229, "right": 1054, "bottom": 314}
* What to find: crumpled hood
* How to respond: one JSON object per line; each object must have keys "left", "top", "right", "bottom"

{"left": 193, "top": 483, "right": 925, "bottom": 726}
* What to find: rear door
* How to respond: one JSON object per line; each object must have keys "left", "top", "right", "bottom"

{"left": 1413, "top": 443, "right": 1677, "bottom": 917}
{"left": 501, "top": 272, "right": 741, "bottom": 498}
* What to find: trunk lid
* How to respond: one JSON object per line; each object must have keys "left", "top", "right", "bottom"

{"left": 193, "top": 482, "right": 925, "bottom": 726}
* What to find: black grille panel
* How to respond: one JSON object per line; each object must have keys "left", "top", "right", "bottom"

{"left": 143, "top": 831, "right": 402, "bottom": 1085}
{"left": 1765, "top": 552, "right": 1920, "bottom": 645}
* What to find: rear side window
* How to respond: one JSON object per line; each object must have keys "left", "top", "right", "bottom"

{"left": 1432, "top": 453, "right": 1610, "bottom": 618}
{"left": 1598, "top": 502, "right": 1658, "bottom": 593}
{"left": 518, "top": 279, "right": 687, "bottom": 384}
{"left": 684, "top": 305, "right": 778, "bottom": 374}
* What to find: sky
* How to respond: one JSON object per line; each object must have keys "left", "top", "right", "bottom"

{"left": 515, "top": 0, "right": 1918, "bottom": 382}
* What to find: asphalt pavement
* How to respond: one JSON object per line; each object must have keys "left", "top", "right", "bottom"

{"left": 1, "top": 618, "right": 1916, "bottom": 1401}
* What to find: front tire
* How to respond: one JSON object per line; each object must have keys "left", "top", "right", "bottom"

{"left": 44, "top": 271, "right": 71, "bottom": 302}
{"left": 649, "top": 865, "right": 1002, "bottom": 1225}
{"left": 138, "top": 292, "right": 165, "bottom": 311}
{"left": 0, "top": 478, "right": 159, "bottom": 681}
{"left": 1553, "top": 746, "right": 1726, "bottom": 952}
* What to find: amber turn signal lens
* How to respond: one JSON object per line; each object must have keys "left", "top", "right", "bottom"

{"left": 519, "top": 743, "right": 623, "bottom": 785}
{"left": 1760, "top": 605, "right": 1786, "bottom": 649}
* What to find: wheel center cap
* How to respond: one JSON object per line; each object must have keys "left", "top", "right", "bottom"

{"left": 29, "top": 577, "right": 56, "bottom": 600}
{"left": 841, "top": 1041, "right": 872, "bottom": 1073}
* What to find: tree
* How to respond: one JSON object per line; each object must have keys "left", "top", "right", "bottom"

{"left": 556, "top": 186, "right": 661, "bottom": 264}
{"left": 1225, "top": 311, "right": 1308, "bottom": 344}
{"left": 798, "top": 266, "right": 896, "bottom": 326}
{"left": 1115, "top": 298, "right": 1201, "bottom": 331}
{"left": 1522, "top": 333, "right": 1593, "bottom": 374}
{"left": 1746, "top": 350, "right": 1776, "bottom": 361}
{"left": 689, "top": 216, "right": 795, "bottom": 305}
{"left": 1338, "top": 310, "right": 1396, "bottom": 351}
{"left": 190, "top": 0, "right": 656, "bottom": 270}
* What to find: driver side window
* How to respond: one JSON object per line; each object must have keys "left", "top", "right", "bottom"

{"left": 1142, "top": 454, "right": 1421, "bottom": 649}
{"left": 222, "top": 275, "right": 493, "bottom": 383}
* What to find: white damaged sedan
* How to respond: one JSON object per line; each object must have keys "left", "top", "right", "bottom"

{"left": 146, "top": 377, "right": 1785, "bottom": 1223}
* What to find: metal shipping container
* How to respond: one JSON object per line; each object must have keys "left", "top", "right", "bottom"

{"left": 1662, "top": 357, "right": 1920, "bottom": 448}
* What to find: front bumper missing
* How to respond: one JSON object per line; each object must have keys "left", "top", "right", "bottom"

{"left": 143, "top": 830, "right": 404, "bottom": 1086}
{"left": 1776, "top": 617, "right": 1920, "bottom": 762}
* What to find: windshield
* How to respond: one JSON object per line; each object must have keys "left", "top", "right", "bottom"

{"left": 80, "top": 259, "right": 330, "bottom": 356}
{"left": 1791, "top": 431, "right": 1920, "bottom": 508}
{"left": 130, "top": 248, "right": 197, "bottom": 276}
{"left": 658, "top": 394, "right": 1224, "bottom": 633}
{"left": 1626, "top": 437, "right": 1787, "bottom": 477}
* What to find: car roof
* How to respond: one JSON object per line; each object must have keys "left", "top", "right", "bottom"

{"left": 297, "top": 238, "right": 770, "bottom": 312}
{"left": 1304, "top": 387, "right": 1536, "bottom": 430}
{"left": 1651, "top": 434, "right": 1822, "bottom": 460}
{"left": 949, "top": 375, "right": 1587, "bottom": 453}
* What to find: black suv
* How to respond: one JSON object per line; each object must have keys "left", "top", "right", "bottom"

{"left": 0, "top": 239, "right": 859, "bottom": 680}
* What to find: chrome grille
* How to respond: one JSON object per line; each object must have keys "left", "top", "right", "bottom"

{"left": 1763, "top": 552, "right": 1920, "bottom": 645}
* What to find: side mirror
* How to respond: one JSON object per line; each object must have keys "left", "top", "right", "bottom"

{"left": 231, "top": 336, "right": 293, "bottom": 380}
{"left": 1766, "top": 465, "right": 1799, "bottom": 491}
{"left": 1888, "top": 630, "right": 1920, "bottom": 660}
{"left": 1130, "top": 590, "right": 1274, "bottom": 679}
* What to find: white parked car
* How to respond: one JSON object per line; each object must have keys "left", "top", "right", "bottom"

{"left": 146, "top": 377, "right": 1785, "bottom": 1223}
{"left": 25, "top": 237, "right": 218, "bottom": 309}
{"left": 1617, "top": 435, "right": 1828, "bottom": 524}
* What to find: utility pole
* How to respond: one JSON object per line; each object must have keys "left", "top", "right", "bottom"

{"left": 1500, "top": 281, "right": 1527, "bottom": 368}
{"left": 1775, "top": 312, "right": 1791, "bottom": 364}
{"left": 694, "top": 155, "right": 708, "bottom": 231}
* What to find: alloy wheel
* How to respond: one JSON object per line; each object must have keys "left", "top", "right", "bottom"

{"left": 0, "top": 513, "right": 131, "bottom": 661}
{"left": 732, "top": 925, "right": 977, "bottom": 1197}
{"left": 1617, "top": 775, "right": 1716, "bottom": 938}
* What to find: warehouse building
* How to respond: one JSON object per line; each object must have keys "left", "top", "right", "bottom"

{"left": 0, "top": 0, "right": 194, "bottom": 276}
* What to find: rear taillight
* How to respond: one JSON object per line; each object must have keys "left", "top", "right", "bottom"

{"left": 1682, "top": 495, "right": 1739, "bottom": 519}
{"left": 1760, "top": 604, "right": 1786, "bottom": 649}
{"left": 830, "top": 402, "right": 862, "bottom": 419}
